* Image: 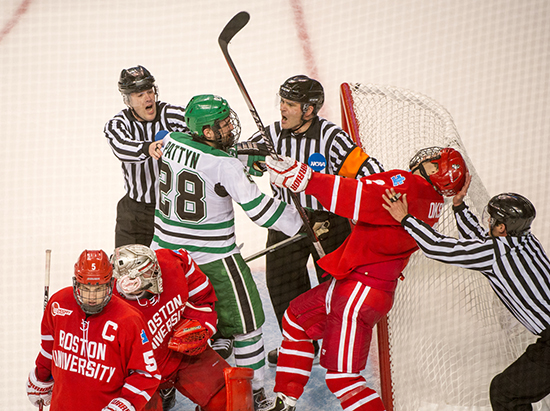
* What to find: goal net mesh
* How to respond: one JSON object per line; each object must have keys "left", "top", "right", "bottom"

{"left": 340, "top": 82, "right": 542, "bottom": 411}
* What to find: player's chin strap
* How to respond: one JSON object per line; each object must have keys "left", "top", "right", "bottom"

{"left": 413, "top": 162, "right": 438, "bottom": 193}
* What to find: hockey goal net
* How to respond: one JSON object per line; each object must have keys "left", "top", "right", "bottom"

{"left": 340, "top": 82, "right": 542, "bottom": 411}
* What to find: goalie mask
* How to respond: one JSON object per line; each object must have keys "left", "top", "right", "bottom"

{"left": 73, "top": 250, "right": 114, "bottom": 315}
{"left": 279, "top": 75, "right": 325, "bottom": 116}
{"left": 185, "top": 94, "right": 241, "bottom": 151}
{"left": 118, "top": 65, "right": 158, "bottom": 107}
{"left": 111, "top": 244, "right": 163, "bottom": 298}
{"left": 409, "top": 147, "right": 468, "bottom": 197}
{"left": 485, "top": 193, "right": 536, "bottom": 236}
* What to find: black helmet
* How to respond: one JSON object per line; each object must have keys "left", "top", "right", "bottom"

{"left": 118, "top": 65, "right": 156, "bottom": 94}
{"left": 279, "top": 75, "right": 324, "bottom": 115}
{"left": 487, "top": 193, "right": 536, "bottom": 236}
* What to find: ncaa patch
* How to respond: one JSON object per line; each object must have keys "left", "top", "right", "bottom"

{"left": 140, "top": 329, "right": 150, "bottom": 344}
{"left": 391, "top": 174, "right": 406, "bottom": 186}
{"left": 308, "top": 153, "right": 326, "bottom": 172}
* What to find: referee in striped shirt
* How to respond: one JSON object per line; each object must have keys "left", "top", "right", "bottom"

{"left": 246, "top": 75, "right": 384, "bottom": 365}
{"left": 383, "top": 174, "right": 550, "bottom": 410}
{"left": 104, "top": 65, "right": 188, "bottom": 248}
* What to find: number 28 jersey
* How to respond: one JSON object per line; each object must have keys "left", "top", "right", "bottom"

{"left": 152, "top": 132, "right": 302, "bottom": 265}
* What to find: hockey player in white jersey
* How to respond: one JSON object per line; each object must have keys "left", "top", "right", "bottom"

{"left": 151, "top": 94, "right": 303, "bottom": 409}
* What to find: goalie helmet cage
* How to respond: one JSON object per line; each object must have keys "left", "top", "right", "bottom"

{"left": 339, "top": 82, "right": 548, "bottom": 411}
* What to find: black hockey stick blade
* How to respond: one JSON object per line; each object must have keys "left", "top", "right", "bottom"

{"left": 218, "top": 11, "right": 250, "bottom": 49}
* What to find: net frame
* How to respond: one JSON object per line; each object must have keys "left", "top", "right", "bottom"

{"left": 340, "top": 82, "right": 540, "bottom": 411}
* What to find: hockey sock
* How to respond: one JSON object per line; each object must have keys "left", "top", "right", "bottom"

{"left": 325, "top": 371, "right": 385, "bottom": 411}
{"left": 233, "top": 328, "right": 265, "bottom": 391}
{"left": 273, "top": 310, "right": 316, "bottom": 400}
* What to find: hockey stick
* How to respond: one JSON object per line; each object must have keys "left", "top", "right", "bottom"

{"left": 43, "top": 249, "right": 51, "bottom": 312}
{"left": 244, "top": 233, "right": 306, "bottom": 263}
{"left": 218, "top": 11, "right": 325, "bottom": 259}
{"left": 39, "top": 249, "right": 52, "bottom": 411}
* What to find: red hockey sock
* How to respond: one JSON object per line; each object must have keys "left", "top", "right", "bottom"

{"left": 325, "top": 371, "right": 386, "bottom": 411}
{"left": 273, "top": 310, "right": 315, "bottom": 400}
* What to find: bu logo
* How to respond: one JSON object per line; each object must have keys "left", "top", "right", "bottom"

{"left": 308, "top": 153, "right": 327, "bottom": 172}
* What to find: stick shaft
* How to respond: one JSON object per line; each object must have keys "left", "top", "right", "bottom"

{"left": 39, "top": 249, "right": 51, "bottom": 410}
{"left": 244, "top": 233, "right": 306, "bottom": 262}
{"left": 44, "top": 250, "right": 51, "bottom": 312}
{"left": 218, "top": 12, "right": 325, "bottom": 258}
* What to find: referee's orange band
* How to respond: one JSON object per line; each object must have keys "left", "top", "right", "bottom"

{"left": 338, "top": 147, "right": 370, "bottom": 178}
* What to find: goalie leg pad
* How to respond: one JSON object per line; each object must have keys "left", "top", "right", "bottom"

{"left": 173, "top": 346, "right": 230, "bottom": 408}
{"left": 224, "top": 367, "right": 254, "bottom": 411}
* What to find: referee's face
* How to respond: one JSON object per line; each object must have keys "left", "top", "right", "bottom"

{"left": 279, "top": 97, "right": 303, "bottom": 130}
{"left": 129, "top": 88, "right": 157, "bottom": 122}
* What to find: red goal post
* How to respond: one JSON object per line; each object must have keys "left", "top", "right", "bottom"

{"left": 339, "top": 82, "right": 539, "bottom": 411}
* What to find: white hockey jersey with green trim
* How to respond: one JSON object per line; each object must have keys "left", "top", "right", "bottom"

{"left": 151, "top": 132, "right": 302, "bottom": 265}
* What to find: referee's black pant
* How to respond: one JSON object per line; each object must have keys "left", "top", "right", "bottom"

{"left": 115, "top": 194, "right": 156, "bottom": 248}
{"left": 490, "top": 327, "right": 550, "bottom": 410}
{"left": 265, "top": 210, "right": 351, "bottom": 331}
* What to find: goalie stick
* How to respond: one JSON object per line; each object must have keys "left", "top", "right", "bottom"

{"left": 218, "top": 11, "right": 325, "bottom": 258}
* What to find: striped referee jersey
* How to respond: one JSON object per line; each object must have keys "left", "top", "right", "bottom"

{"left": 401, "top": 202, "right": 550, "bottom": 335}
{"left": 104, "top": 102, "right": 188, "bottom": 204}
{"left": 249, "top": 116, "right": 384, "bottom": 211}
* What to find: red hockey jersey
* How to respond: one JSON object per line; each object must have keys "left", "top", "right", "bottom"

{"left": 305, "top": 170, "right": 444, "bottom": 281}
{"left": 35, "top": 287, "right": 160, "bottom": 410}
{"left": 114, "top": 248, "right": 218, "bottom": 380}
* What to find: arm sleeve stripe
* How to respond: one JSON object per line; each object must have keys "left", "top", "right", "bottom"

{"left": 353, "top": 180, "right": 362, "bottom": 221}
{"left": 330, "top": 176, "right": 340, "bottom": 213}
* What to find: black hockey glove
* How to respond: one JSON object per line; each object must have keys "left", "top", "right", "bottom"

{"left": 235, "top": 142, "right": 269, "bottom": 176}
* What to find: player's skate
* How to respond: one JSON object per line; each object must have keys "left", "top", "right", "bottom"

{"left": 257, "top": 393, "right": 297, "bottom": 411}
{"left": 159, "top": 386, "right": 176, "bottom": 411}
{"left": 253, "top": 387, "right": 266, "bottom": 410}
{"left": 211, "top": 335, "right": 234, "bottom": 360}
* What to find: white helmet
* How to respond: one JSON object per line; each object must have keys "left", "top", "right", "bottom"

{"left": 111, "top": 244, "right": 163, "bottom": 298}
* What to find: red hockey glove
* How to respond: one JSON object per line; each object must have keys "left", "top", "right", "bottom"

{"left": 265, "top": 156, "right": 312, "bottom": 193}
{"left": 168, "top": 319, "right": 212, "bottom": 356}
{"left": 26, "top": 368, "right": 53, "bottom": 407}
{"left": 102, "top": 397, "right": 136, "bottom": 411}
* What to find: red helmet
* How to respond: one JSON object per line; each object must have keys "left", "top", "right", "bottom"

{"left": 74, "top": 250, "right": 113, "bottom": 285}
{"left": 73, "top": 250, "right": 114, "bottom": 315}
{"left": 410, "top": 147, "right": 468, "bottom": 197}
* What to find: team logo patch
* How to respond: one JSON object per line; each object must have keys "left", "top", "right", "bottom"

{"left": 51, "top": 301, "right": 73, "bottom": 317}
{"left": 391, "top": 174, "right": 406, "bottom": 186}
{"left": 140, "top": 329, "right": 150, "bottom": 344}
{"left": 308, "top": 153, "right": 326, "bottom": 172}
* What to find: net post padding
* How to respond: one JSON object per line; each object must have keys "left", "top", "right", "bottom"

{"left": 339, "top": 82, "right": 538, "bottom": 411}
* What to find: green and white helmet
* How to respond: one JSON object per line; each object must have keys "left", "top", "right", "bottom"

{"left": 185, "top": 94, "right": 241, "bottom": 150}
{"left": 111, "top": 244, "right": 163, "bottom": 299}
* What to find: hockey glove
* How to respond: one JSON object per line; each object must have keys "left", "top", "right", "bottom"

{"left": 235, "top": 142, "right": 269, "bottom": 176}
{"left": 26, "top": 368, "right": 53, "bottom": 407}
{"left": 265, "top": 156, "right": 312, "bottom": 193}
{"left": 102, "top": 397, "right": 136, "bottom": 411}
{"left": 168, "top": 318, "right": 212, "bottom": 356}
